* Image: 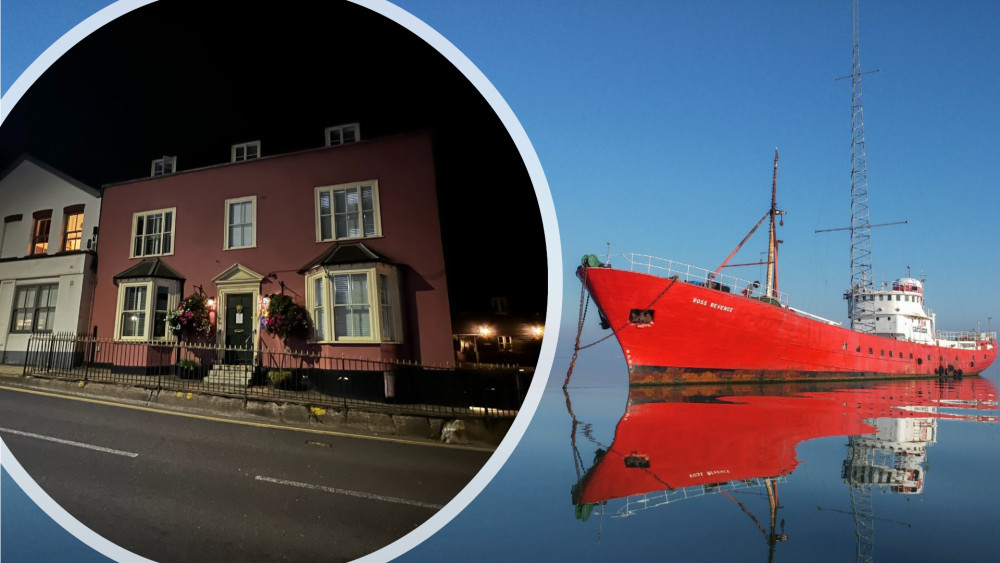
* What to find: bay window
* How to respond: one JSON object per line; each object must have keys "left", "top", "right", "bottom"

{"left": 305, "top": 263, "right": 400, "bottom": 344}
{"left": 114, "top": 278, "right": 181, "bottom": 341}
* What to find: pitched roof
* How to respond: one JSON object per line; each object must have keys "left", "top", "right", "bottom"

{"left": 0, "top": 153, "right": 100, "bottom": 198}
{"left": 298, "top": 242, "right": 396, "bottom": 274}
{"left": 113, "top": 258, "right": 185, "bottom": 282}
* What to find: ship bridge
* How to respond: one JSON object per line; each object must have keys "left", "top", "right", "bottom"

{"left": 853, "top": 277, "right": 936, "bottom": 343}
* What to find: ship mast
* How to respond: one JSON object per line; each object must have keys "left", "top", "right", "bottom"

{"left": 713, "top": 150, "right": 784, "bottom": 289}
{"left": 848, "top": 0, "right": 876, "bottom": 333}
{"left": 765, "top": 150, "right": 781, "bottom": 299}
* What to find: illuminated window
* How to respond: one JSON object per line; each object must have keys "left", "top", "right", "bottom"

{"left": 115, "top": 281, "right": 179, "bottom": 340}
{"left": 306, "top": 264, "right": 400, "bottom": 343}
{"left": 62, "top": 206, "right": 85, "bottom": 251}
{"left": 30, "top": 211, "right": 52, "bottom": 255}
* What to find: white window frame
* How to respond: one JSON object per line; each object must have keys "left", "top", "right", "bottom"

{"left": 224, "top": 196, "right": 257, "bottom": 250}
{"left": 324, "top": 123, "right": 360, "bottom": 147}
{"left": 130, "top": 207, "right": 176, "bottom": 258}
{"left": 9, "top": 283, "right": 58, "bottom": 334}
{"left": 314, "top": 180, "right": 382, "bottom": 242}
{"left": 113, "top": 279, "right": 180, "bottom": 341}
{"left": 231, "top": 141, "right": 261, "bottom": 162}
{"left": 150, "top": 156, "right": 177, "bottom": 177}
{"left": 62, "top": 210, "right": 85, "bottom": 251}
{"left": 305, "top": 263, "right": 401, "bottom": 344}
{"left": 30, "top": 211, "right": 52, "bottom": 256}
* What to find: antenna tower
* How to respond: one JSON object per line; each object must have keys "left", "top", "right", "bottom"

{"left": 848, "top": 0, "right": 876, "bottom": 333}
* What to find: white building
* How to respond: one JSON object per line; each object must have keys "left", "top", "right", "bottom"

{"left": 0, "top": 155, "right": 101, "bottom": 364}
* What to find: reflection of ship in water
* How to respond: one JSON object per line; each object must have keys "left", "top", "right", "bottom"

{"left": 568, "top": 377, "right": 997, "bottom": 559}
{"left": 838, "top": 387, "right": 996, "bottom": 562}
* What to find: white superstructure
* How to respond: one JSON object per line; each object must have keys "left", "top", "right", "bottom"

{"left": 849, "top": 277, "right": 994, "bottom": 351}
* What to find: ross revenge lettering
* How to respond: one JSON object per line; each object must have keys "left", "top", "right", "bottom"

{"left": 692, "top": 297, "right": 734, "bottom": 313}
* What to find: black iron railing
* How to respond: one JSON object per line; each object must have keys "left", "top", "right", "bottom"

{"left": 22, "top": 333, "right": 530, "bottom": 419}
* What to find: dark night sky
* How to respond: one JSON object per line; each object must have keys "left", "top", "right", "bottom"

{"left": 0, "top": 0, "right": 547, "bottom": 316}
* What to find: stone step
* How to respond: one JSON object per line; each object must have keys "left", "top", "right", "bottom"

{"left": 204, "top": 364, "right": 253, "bottom": 386}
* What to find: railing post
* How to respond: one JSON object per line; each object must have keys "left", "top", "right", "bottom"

{"left": 157, "top": 342, "right": 163, "bottom": 392}
{"left": 22, "top": 335, "right": 32, "bottom": 377}
{"left": 44, "top": 335, "right": 53, "bottom": 374}
{"left": 82, "top": 335, "right": 90, "bottom": 383}
{"left": 244, "top": 337, "right": 250, "bottom": 403}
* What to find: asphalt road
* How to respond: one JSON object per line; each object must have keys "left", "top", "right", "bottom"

{"left": 0, "top": 386, "right": 493, "bottom": 562}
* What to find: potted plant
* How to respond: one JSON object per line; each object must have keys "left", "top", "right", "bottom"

{"left": 267, "top": 368, "right": 307, "bottom": 391}
{"left": 260, "top": 294, "right": 312, "bottom": 390}
{"left": 176, "top": 359, "right": 202, "bottom": 379}
{"left": 260, "top": 293, "right": 312, "bottom": 347}
{"left": 167, "top": 293, "right": 213, "bottom": 342}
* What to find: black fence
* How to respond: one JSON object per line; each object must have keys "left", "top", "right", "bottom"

{"left": 22, "top": 333, "right": 531, "bottom": 419}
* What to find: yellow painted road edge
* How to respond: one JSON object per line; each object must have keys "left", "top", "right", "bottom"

{"left": 0, "top": 384, "right": 495, "bottom": 453}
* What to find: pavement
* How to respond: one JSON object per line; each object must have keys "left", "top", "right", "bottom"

{"left": 0, "top": 364, "right": 512, "bottom": 449}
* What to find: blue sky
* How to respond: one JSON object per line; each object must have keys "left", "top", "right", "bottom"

{"left": 397, "top": 0, "right": 1000, "bottom": 355}
{"left": 3, "top": 1, "right": 999, "bottom": 367}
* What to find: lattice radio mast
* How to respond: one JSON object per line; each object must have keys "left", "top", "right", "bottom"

{"left": 847, "top": 0, "right": 876, "bottom": 333}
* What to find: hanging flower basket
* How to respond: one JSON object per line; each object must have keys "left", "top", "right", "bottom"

{"left": 260, "top": 293, "right": 312, "bottom": 343}
{"left": 167, "top": 293, "right": 212, "bottom": 340}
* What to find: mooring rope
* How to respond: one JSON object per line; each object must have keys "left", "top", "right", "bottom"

{"left": 563, "top": 270, "right": 592, "bottom": 388}
{"left": 563, "top": 272, "right": 681, "bottom": 388}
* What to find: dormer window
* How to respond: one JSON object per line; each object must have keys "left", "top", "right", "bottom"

{"left": 325, "top": 123, "right": 360, "bottom": 147}
{"left": 151, "top": 156, "right": 176, "bottom": 177}
{"left": 231, "top": 141, "right": 261, "bottom": 162}
{"left": 491, "top": 297, "right": 508, "bottom": 314}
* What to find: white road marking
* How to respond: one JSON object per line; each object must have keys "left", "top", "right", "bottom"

{"left": 0, "top": 426, "right": 139, "bottom": 458}
{"left": 255, "top": 475, "right": 445, "bottom": 510}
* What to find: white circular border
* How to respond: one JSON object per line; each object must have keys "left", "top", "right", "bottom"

{"left": 0, "top": 1, "right": 562, "bottom": 562}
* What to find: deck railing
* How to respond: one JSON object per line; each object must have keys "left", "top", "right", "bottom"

{"left": 21, "top": 333, "right": 530, "bottom": 419}
{"left": 935, "top": 330, "right": 997, "bottom": 343}
{"left": 610, "top": 253, "right": 790, "bottom": 306}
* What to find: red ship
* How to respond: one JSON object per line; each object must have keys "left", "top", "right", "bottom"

{"left": 577, "top": 154, "right": 997, "bottom": 384}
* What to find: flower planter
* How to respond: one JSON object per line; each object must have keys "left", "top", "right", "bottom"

{"left": 268, "top": 369, "right": 307, "bottom": 391}
{"left": 175, "top": 360, "right": 204, "bottom": 379}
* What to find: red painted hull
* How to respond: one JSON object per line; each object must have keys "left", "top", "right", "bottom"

{"left": 579, "top": 265, "right": 998, "bottom": 384}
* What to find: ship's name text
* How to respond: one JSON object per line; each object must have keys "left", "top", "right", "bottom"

{"left": 689, "top": 469, "right": 731, "bottom": 479}
{"left": 692, "top": 298, "right": 734, "bottom": 313}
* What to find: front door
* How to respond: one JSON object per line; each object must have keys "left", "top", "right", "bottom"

{"left": 224, "top": 293, "right": 254, "bottom": 364}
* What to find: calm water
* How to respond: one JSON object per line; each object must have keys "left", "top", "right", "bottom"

{"left": 403, "top": 356, "right": 1000, "bottom": 562}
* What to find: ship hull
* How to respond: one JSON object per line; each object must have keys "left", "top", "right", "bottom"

{"left": 579, "top": 265, "right": 998, "bottom": 384}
